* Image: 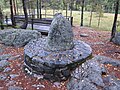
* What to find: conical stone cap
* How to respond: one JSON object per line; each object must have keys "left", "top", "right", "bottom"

{"left": 46, "top": 14, "right": 74, "bottom": 51}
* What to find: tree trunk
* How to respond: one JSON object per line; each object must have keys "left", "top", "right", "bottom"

{"left": 66, "top": 4, "right": 68, "bottom": 18}
{"left": 10, "top": 0, "right": 16, "bottom": 26}
{"left": 70, "top": 0, "right": 73, "bottom": 18}
{"left": 13, "top": 0, "right": 16, "bottom": 15}
{"left": 16, "top": 0, "right": 19, "bottom": 14}
{"left": 28, "top": 0, "right": 31, "bottom": 16}
{"left": 0, "top": 8, "right": 4, "bottom": 30}
{"left": 110, "top": 0, "right": 119, "bottom": 41}
{"left": 89, "top": 9, "right": 93, "bottom": 26}
{"left": 39, "top": 0, "right": 42, "bottom": 19}
{"left": 80, "top": 0, "right": 84, "bottom": 26}
{"left": 20, "top": 0, "right": 28, "bottom": 29}
{"left": 98, "top": 14, "right": 101, "bottom": 27}
{"left": 37, "top": 0, "right": 39, "bottom": 18}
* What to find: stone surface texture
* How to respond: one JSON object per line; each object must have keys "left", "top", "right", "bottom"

{"left": 24, "top": 14, "right": 92, "bottom": 82}
{"left": 0, "top": 29, "right": 41, "bottom": 47}
{"left": 67, "top": 55, "right": 120, "bottom": 90}
{"left": 46, "top": 14, "right": 74, "bottom": 51}
{"left": 112, "top": 32, "right": 120, "bottom": 45}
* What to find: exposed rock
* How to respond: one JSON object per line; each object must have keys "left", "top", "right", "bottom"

{"left": 0, "top": 60, "right": 9, "bottom": 71}
{"left": 112, "top": 32, "right": 120, "bottom": 45}
{"left": 8, "top": 55, "right": 20, "bottom": 61}
{"left": 0, "top": 74, "right": 8, "bottom": 80}
{"left": 94, "top": 55, "right": 120, "bottom": 66}
{"left": 6, "top": 80, "right": 16, "bottom": 86}
{"left": 32, "top": 84, "right": 45, "bottom": 88}
{"left": 8, "top": 86, "right": 23, "bottom": 90}
{"left": 67, "top": 78, "right": 98, "bottom": 90}
{"left": 80, "top": 33, "right": 89, "bottom": 37}
{"left": 24, "top": 39, "right": 92, "bottom": 81}
{"left": 0, "top": 48, "right": 3, "bottom": 53}
{"left": 0, "top": 29, "right": 41, "bottom": 47}
{"left": 24, "top": 14, "right": 92, "bottom": 82}
{"left": 9, "top": 74, "right": 19, "bottom": 79}
{"left": 67, "top": 55, "right": 120, "bottom": 90}
{"left": 3, "top": 67, "right": 11, "bottom": 73}
{"left": 46, "top": 14, "right": 74, "bottom": 51}
{"left": 0, "top": 54, "right": 11, "bottom": 61}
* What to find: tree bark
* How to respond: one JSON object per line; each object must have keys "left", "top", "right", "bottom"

{"left": 89, "top": 9, "right": 93, "bottom": 27}
{"left": 39, "top": 0, "right": 42, "bottom": 19}
{"left": 80, "top": 0, "right": 84, "bottom": 26}
{"left": 110, "top": 0, "right": 119, "bottom": 41}
{"left": 13, "top": 0, "right": 16, "bottom": 15}
{"left": 10, "top": 0, "right": 16, "bottom": 26}
{"left": 37, "top": 0, "right": 39, "bottom": 18}
{"left": 20, "top": 0, "right": 28, "bottom": 29}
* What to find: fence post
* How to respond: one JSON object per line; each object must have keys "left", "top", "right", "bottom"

{"left": 71, "top": 17, "right": 73, "bottom": 26}
{"left": 5, "top": 15, "right": 8, "bottom": 25}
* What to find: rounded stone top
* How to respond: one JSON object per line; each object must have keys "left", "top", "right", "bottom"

{"left": 45, "top": 14, "right": 74, "bottom": 51}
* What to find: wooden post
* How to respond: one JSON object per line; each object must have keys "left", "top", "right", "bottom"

{"left": 5, "top": 16, "right": 8, "bottom": 25}
{"left": 71, "top": 17, "right": 73, "bottom": 26}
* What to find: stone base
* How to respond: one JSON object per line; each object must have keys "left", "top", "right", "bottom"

{"left": 24, "top": 38, "right": 92, "bottom": 82}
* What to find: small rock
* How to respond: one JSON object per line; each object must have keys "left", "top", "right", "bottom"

{"left": 53, "top": 82, "right": 61, "bottom": 88}
{"left": 0, "top": 54, "right": 11, "bottom": 61}
{"left": 10, "top": 74, "right": 19, "bottom": 79}
{"left": 32, "top": 84, "right": 45, "bottom": 88}
{"left": 8, "top": 86, "right": 23, "bottom": 90}
{"left": 0, "top": 60, "right": 9, "bottom": 71}
{"left": 8, "top": 55, "right": 20, "bottom": 60}
{"left": 0, "top": 48, "right": 3, "bottom": 53}
{"left": 112, "top": 32, "right": 120, "bottom": 45}
{"left": 6, "top": 80, "right": 16, "bottom": 86}
{"left": 0, "top": 74, "right": 7, "bottom": 80}
{"left": 93, "top": 42, "right": 104, "bottom": 45}
{"left": 3, "top": 67, "right": 11, "bottom": 73}
{"left": 80, "top": 34, "right": 89, "bottom": 37}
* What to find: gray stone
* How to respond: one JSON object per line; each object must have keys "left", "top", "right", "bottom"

{"left": 0, "top": 54, "right": 11, "bottom": 61}
{"left": 104, "top": 85, "right": 120, "bottom": 90}
{"left": 8, "top": 86, "right": 23, "bottom": 90}
{"left": 6, "top": 80, "right": 16, "bottom": 86}
{"left": 0, "top": 29, "right": 41, "bottom": 47}
{"left": 8, "top": 55, "right": 20, "bottom": 61}
{"left": 32, "top": 84, "right": 45, "bottom": 88}
{"left": 67, "top": 78, "right": 97, "bottom": 90}
{"left": 67, "top": 59, "right": 105, "bottom": 90}
{"left": 3, "top": 67, "right": 11, "bottom": 72}
{"left": 67, "top": 55, "right": 120, "bottom": 90}
{"left": 0, "top": 74, "right": 7, "bottom": 80}
{"left": 46, "top": 14, "right": 74, "bottom": 51}
{"left": 112, "top": 32, "right": 120, "bottom": 45}
{"left": 88, "top": 72, "right": 104, "bottom": 86}
{"left": 9, "top": 74, "right": 19, "bottom": 79}
{"left": 0, "top": 48, "right": 3, "bottom": 53}
{"left": 94, "top": 55, "right": 120, "bottom": 67}
{"left": 24, "top": 14, "right": 92, "bottom": 82}
{"left": 80, "top": 33, "right": 89, "bottom": 37}
{"left": 0, "top": 60, "right": 9, "bottom": 71}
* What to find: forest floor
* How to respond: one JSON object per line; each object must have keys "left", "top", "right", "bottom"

{"left": 0, "top": 26, "right": 120, "bottom": 90}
